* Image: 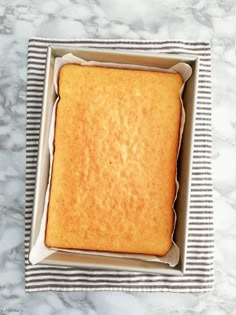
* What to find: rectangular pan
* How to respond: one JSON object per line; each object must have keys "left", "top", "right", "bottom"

{"left": 30, "top": 46, "right": 199, "bottom": 275}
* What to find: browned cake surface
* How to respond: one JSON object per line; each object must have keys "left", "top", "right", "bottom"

{"left": 45, "top": 64, "right": 183, "bottom": 256}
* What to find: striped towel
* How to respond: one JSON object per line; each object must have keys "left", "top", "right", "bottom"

{"left": 25, "top": 38, "right": 214, "bottom": 292}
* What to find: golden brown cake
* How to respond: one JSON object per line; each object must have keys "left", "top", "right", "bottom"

{"left": 45, "top": 64, "right": 183, "bottom": 256}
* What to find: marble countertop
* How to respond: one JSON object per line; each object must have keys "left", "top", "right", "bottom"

{"left": 0, "top": 0, "right": 235, "bottom": 314}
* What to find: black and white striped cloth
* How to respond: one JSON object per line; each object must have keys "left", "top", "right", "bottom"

{"left": 25, "top": 38, "right": 214, "bottom": 292}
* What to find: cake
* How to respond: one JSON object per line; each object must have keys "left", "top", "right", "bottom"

{"left": 45, "top": 64, "right": 183, "bottom": 256}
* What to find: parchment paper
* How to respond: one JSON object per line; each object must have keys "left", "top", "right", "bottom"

{"left": 29, "top": 53, "right": 192, "bottom": 267}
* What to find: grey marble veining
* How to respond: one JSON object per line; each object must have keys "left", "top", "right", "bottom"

{"left": 0, "top": 0, "right": 235, "bottom": 314}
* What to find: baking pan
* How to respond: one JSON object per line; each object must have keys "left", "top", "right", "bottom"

{"left": 30, "top": 46, "right": 199, "bottom": 275}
